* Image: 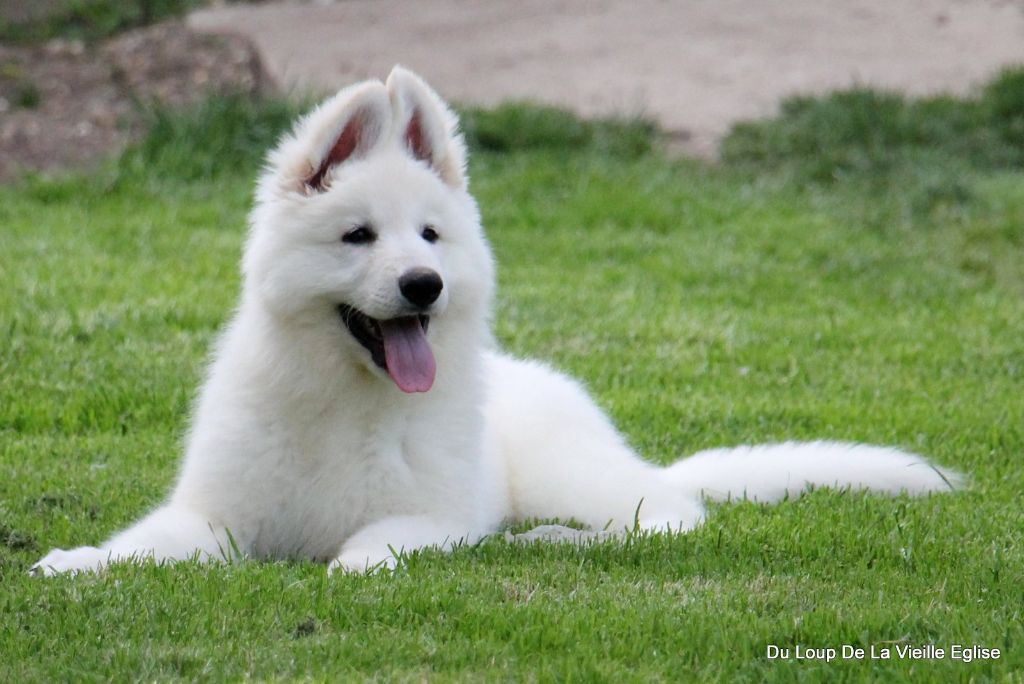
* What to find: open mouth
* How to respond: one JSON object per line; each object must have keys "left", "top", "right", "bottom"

{"left": 338, "top": 304, "right": 435, "bottom": 393}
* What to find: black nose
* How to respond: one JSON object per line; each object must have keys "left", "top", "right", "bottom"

{"left": 399, "top": 268, "right": 443, "bottom": 308}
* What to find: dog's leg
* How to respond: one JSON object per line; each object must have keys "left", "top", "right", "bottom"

{"left": 485, "top": 353, "right": 706, "bottom": 533}
{"left": 31, "top": 505, "right": 231, "bottom": 576}
{"left": 502, "top": 427, "right": 706, "bottom": 534}
{"left": 328, "top": 515, "right": 481, "bottom": 574}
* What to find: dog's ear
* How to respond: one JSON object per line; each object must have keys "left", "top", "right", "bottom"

{"left": 386, "top": 66, "right": 467, "bottom": 190}
{"left": 267, "top": 81, "right": 392, "bottom": 195}
{"left": 304, "top": 82, "right": 392, "bottom": 193}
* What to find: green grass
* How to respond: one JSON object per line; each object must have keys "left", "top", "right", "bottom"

{"left": 722, "top": 67, "right": 1024, "bottom": 184}
{"left": 0, "top": 0, "right": 206, "bottom": 44}
{"left": 1, "top": 84, "right": 1023, "bottom": 681}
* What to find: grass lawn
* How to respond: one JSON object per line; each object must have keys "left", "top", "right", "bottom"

{"left": 1, "top": 83, "right": 1022, "bottom": 681}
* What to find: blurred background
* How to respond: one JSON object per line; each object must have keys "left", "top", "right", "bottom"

{"left": 2, "top": 0, "right": 1023, "bottom": 180}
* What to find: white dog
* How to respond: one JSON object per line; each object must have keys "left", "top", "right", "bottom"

{"left": 33, "top": 67, "right": 960, "bottom": 576}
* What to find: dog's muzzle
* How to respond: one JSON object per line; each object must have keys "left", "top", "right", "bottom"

{"left": 338, "top": 304, "right": 434, "bottom": 393}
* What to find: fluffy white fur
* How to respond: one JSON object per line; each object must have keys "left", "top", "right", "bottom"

{"left": 33, "top": 67, "right": 961, "bottom": 576}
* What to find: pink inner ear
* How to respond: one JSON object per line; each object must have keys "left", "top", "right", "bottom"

{"left": 404, "top": 110, "right": 433, "bottom": 164}
{"left": 307, "top": 112, "right": 365, "bottom": 192}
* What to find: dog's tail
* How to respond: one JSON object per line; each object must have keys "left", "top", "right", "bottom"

{"left": 488, "top": 354, "right": 963, "bottom": 532}
{"left": 660, "top": 441, "right": 964, "bottom": 503}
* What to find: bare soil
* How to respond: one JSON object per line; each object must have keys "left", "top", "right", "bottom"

{"left": 192, "top": 0, "right": 1024, "bottom": 157}
{"left": 3, "top": 0, "right": 1023, "bottom": 180}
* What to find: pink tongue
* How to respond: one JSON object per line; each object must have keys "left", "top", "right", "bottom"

{"left": 379, "top": 317, "right": 436, "bottom": 393}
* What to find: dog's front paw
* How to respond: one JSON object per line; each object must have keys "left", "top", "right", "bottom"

{"left": 328, "top": 548, "right": 398, "bottom": 576}
{"left": 30, "top": 546, "right": 109, "bottom": 577}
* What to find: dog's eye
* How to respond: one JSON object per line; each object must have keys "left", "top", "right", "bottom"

{"left": 421, "top": 225, "right": 440, "bottom": 243}
{"left": 342, "top": 225, "right": 376, "bottom": 245}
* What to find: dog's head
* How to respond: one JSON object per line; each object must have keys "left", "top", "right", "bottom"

{"left": 244, "top": 67, "right": 494, "bottom": 393}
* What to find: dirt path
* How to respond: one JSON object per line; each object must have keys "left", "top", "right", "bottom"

{"left": 189, "top": 0, "right": 1024, "bottom": 157}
